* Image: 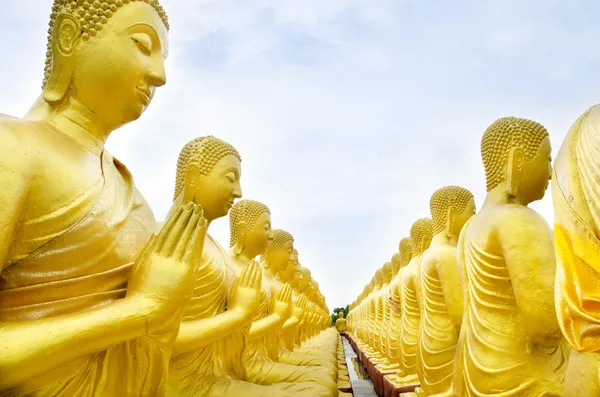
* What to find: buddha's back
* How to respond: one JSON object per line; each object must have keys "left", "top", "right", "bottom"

{"left": 457, "top": 204, "right": 566, "bottom": 396}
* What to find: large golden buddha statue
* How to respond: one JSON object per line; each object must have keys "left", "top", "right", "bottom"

{"left": 552, "top": 104, "right": 600, "bottom": 396}
{"left": 413, "top": 186, "right": 475, "bottom": 397}
{"left": 387, "top": 218, "right": 432, "bottom": 391}
{"left": 0, "top": 1, "right": 212, "bottom": 396}
{"left": 453, "top": 117, "right": 567, "bottom": 396}
{"left": 166, "top": 136, "right": 324, "bottom": 397}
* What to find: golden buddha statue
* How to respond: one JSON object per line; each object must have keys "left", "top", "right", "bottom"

{"left": 166, "top": 137, "right": 326, "bottom": 397}
{"left": 387, "top": 218, "right": 433, "bottom": 391}
{"left": 248, "top": 229, "right": 336, "bottom": 396}
{"left": 364, "top": 269, "right": 384, "bottom": 355}
{"left": 552, "top": 104, "right": 600, "bottom": 396}
{"left": 413, "top": 186, "right": 475, "bottom": 397}
{"left": 385, "top": 240, "right": 412, "bottom": 371}
{"left": 336, "top": 311, "right": 347, "bottom": 333}
{"left": 0, "top": 1, "right": 213, "bottom": 396}
{"left": 453, "top": 117, "right": 567, "bottom": 396}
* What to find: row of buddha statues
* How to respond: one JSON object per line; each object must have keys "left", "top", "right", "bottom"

{"left": 0, "top": 1, "right": 344, "bottom": 396}
{"left": 346, "top": 111, "right": 600, "bottom": 397}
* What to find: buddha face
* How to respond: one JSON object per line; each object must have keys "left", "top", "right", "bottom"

{"left": 245, "top": 211, "right": 274, "bottom": 256}
{"left": 191, "top": 154, "right": 242, "bottom": 221}
{"left": 269, "top": 240, "right": 294, "bottom": 272}
{"left": 518, "top": 137, "right": 552, "bottom": 204}
{"left": 68, "top": 2, "right": 168, "bottom": 129}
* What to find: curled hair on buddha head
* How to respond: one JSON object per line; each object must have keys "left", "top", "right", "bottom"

{"left": 229, "top": 199, "right": 271, "bottom": 248}
{"left": 481, "top": 117, "right": 548, "bottom": 192}
{"left": 410, "top": 218, "right": 433, "bottom": 254}
{"left": 429, "top": 186, "right": 474, "bottom": 235}
{"left": 399, "top": 237, "right": 413, "bottom": 264}
{"left": 391, "top": 252, "right": 402, "bottom": 274}
{"left": 43, "top": 0, "right": 169, "bottom": 89}
{"left": 261, "top": 229, "right": 294, "bottom": 262}
{"left": 174, "top": 136, "right": 241, "bottom": 201}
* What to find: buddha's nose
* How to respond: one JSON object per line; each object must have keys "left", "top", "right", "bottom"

{"left": 147, "top": 63, "right": 167, "bottom": 87}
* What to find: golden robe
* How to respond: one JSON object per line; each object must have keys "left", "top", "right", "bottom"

{"left": 168, "top": 238, "right": 329, "bottom": 397}
{"left": 0, "top": 152, "right": 163, "bottom": 396}
{"left": 454, "top": 218, "right": 566, "bottom": 396}
{"left": 553, "top": 104, "right": 600, "bottom": 395}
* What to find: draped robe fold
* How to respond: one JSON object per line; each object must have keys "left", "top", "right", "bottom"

{"left": 0, "top": 151, "right": 164, "bottom": 397}
{"left": 454, "top": 217, "right": 567, "bottom": 396}
{"left": 553, "top": 104, "right": 600, "bottom": 395}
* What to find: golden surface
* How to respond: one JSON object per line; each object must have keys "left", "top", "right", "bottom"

{"left": 413, "top": 186, "right": 474, "bottom": 396}
{"left": 553, "top": 104, "right": 600, "bottom": 396}
{"left": 336, "top": 311, "right": 347, "bottom": 333}
{"left": 0, "top": 2, "right": 211, "bottom": 396}
{"left": 453, "top": 118, "right": 567, "bottom": 396}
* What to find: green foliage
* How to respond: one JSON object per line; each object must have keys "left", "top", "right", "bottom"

{"left": 330, "top": 304, "right": 350, "bottom": 326}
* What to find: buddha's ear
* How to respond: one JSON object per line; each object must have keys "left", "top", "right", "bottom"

{"left": 445, "top": 206, "right": 455, "bottom": 236}
{"left": 235, "top": 221, "right": 247, "bottom": 255}
{"left": 507, "top": 147, "right": 524, "bottom": 197}
{"left": 183, "top": 163, "right": 200, "bottom": 203}
{"left": 44, "top": 13, "right": 82, "bottom": 105}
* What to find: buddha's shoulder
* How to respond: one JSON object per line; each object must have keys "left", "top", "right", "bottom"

{"left": 0, "top": 115, "right": 46, "bottom": 169}
{"left": 0, "top": 115, "right": 78, "bottom": 156}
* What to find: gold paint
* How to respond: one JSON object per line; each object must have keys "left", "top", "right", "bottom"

{"left": 413, "top": 186, "right": 475, "bottom": 397}
{"left": 0, "top": 2, "right": 212, "bottom": 396}
{"left": 553, "top": 104, "right": 600, "bottom": 396}
{"left": 453, "top": 117, "right": 566, "bottom": 396}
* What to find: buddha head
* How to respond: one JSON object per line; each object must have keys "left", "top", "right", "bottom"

{"left": 374, "top": 268, "right": 383, "bottom": 289}
{"left": 410, "top": 218, "right": 433, "bottom": 256}
{"left": 262, "top": 229, "right": 294, "bottom": 272}
{"left": 174, "top": 136, "right": 242, "bottom": 222}
{"left": 399, "top": 237, "right": 413, "bottom": 265}
{"left": 430, "top": 186, "right": 476, "bottom": 238}
{"left": 481, "top": 117, "right": 551, "bottom": 204}
{"left": 41, "top": 0, "right": 169, "bottom": 131}
{"left": 391, "top": 253, "right": 401, "bottom": 276}
{"left": 382, "top": 262, "right": 393, "bottom": 284}
{"left": 297, "top": 266, "right": 311, "bottom": 292}
{"left": 229, "top": 199, "right": 273, "bottom": 259}
{"left": 338, "top": 311, "right": 345, "bottom": 320}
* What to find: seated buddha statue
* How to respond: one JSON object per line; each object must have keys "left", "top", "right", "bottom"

{"left": 166, "top": 136, "right": 326, "bottom": 397}
{"left": 336, "top": 311, "right": 347, "bottom": 333}
{"left": 0, "top": 1, "right": 212, "bottom": 395}
{"left": 250, "top": 230, "right": 337, "bottom": 396}
{"left": 387, "top": 218, "right": 433, "bottom": 391}
{"left": 377, "top": 250, "right": 407, "bottom": 373}
{"left": 413, "top": 186, "right": 475, "bottom": 397}
{"left": 552, "top": 105, "right": 600, "bottom": 396}
{"left": 453, "top": 117, "right": 567, "bottom": 396}
{"left": 364, "top": 270, "right": 384, "bottom": 355}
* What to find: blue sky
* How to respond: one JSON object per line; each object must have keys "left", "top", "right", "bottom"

{"left": 2, "top": 0, "right": 600, "bottom": 310}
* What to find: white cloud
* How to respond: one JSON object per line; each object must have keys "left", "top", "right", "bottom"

{"left": 1, "top": 0, "right": 600, "bottom": 310}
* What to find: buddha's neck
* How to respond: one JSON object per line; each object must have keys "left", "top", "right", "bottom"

{"left": 483, "top": 185, "right": 529, "bottom": 208}
{"left": 27, "top": 96, "right": 109, "bottom": 156}
{"left": 230, "top": 248, "right": 255, "bottom": 264}
{"left": 433, "top": 231, "right": 457, "bottom": 246}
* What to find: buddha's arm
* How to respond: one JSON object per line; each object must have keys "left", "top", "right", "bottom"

{"left": 500, "top": 209, "right": 562, "bottom": 346}
{"left": 282, "top": 313, "right": 301, "bottom": 331}
{"left": 436, "top": 249, "right": 464, "bottom": 329}
{"left": 0, "top": 297, "right": 154, "bottom": 389}
{"left": 173, "top": 309, "right": 246, "bottom": 355}
{"left": 249, "top": 311, "right": 287, "bottom": 338}
{"left": 0, "top": 138, "right": 148, "bottom": 387}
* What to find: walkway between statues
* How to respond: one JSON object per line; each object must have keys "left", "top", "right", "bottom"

{"left": 341, "top": 336, "right": 377, "bottom": 397}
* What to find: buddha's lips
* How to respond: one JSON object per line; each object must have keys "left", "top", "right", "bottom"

{"left": 136, "top": 87, "right": 151, "bottom": 105}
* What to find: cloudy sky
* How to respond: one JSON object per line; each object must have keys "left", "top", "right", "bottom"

{"left": 2, "top": 0, "right": 600, "bottom": 310}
